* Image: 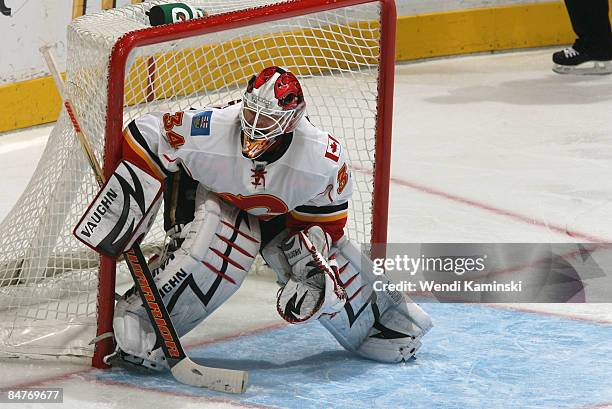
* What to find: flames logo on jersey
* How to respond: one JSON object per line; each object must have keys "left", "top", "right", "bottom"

{"left": 337, "top": 163, "right": 349, "bottom": 195}
{"left": 217, "top": 192, "right": 289, "bottom": 221}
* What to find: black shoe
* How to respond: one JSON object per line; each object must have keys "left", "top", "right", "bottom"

{"left": 553, "top": 47, "right": 592, "bottom": 65}
{"left": 552, "top": 47, "right": 612, "bottom": 75}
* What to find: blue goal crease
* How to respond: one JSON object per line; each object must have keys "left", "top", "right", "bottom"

{"left": 90, "top": 303, "right": 612, "bottom": 409}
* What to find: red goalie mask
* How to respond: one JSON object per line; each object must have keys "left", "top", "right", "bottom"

{"left": 240, "top": 66, "right": 306, "bottom": 159}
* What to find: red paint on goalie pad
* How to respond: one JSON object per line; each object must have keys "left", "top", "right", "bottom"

{"left": 122, "top": 138, "right": 163, "bottom": 181}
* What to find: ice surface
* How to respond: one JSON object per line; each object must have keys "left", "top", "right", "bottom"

{"left": 93, "top": 304, "right": 612, "bottom": 409}
{"left": 0, "top": 49, "right": 611, "bottom": 408}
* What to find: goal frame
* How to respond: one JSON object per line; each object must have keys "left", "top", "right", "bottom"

{"left": 94, "top": 0, "right": 396, "bottom": 368}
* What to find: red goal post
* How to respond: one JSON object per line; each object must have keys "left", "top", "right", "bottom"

{"left": 0, "top": 0, "right": 395, "bottom": 368}
{"left": 94, "top": 0, "right": 396, "bottom": 368}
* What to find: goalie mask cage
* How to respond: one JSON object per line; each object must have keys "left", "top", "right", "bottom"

{"left": 0, "top": 0, "right": 395, "bottom": 368}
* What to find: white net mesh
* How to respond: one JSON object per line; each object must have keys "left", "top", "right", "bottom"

{"left": 0, "top": 0, "right": 384, "bottom": 360}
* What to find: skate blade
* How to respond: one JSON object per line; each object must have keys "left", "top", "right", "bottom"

{"left": 553, "top": 60, "right": 612, "bottom": 75}
{"left": 112, "top": 350, "right": 167, "bottom": 372}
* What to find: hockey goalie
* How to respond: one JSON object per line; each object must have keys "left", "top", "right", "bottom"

{"left": 104, "top": 66, "right": 432, "bottom": 369}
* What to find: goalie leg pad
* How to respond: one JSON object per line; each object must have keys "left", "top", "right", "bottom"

{"left": 113, "top": 186, "right": 260, "bottom": 365}
{"left": 319, "top": 237, "right": 433, "bottom": 363}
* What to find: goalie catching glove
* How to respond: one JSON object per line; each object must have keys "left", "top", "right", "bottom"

{"left": 276, "top": 226, "right": 347, "bottom": 323}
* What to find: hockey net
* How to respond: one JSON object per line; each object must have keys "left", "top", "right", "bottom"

{"left": 0, "top": 0, "right": 395, "bottom": 366}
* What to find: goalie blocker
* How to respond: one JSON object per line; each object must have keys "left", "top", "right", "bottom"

{"left": 74, "top": 160, "right": 163, "bottom": 257}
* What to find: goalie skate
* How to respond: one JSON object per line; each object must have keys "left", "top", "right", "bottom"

{"left": 107, "top": 347, "right": 167, "bottom": 372}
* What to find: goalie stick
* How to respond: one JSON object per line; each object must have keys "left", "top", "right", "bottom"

{"left": 40, "top": 45, "right": 248, "bottom": 394}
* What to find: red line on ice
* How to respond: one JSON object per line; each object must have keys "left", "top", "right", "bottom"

{"left": 354, "top": 165, "right": 610, "bottom": 243}
{"left": 90, "top": 377, "right": 274, "bottom": 408}
{"left": 390, "top": 175, "right": 610, "bottom": 243}
{"left": 486, "top": 304, "right": 612, "bottom": 326}
{"left": 0, "top": 321, "right": 286, "bottom": 398}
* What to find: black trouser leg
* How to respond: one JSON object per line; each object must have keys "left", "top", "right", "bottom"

{"left": 163, "top": 166, "right": 198, "bottom": 232}
{"left": 259, "top": 215, "right": 287, "bottom": 251}
{"left": 564, "top": 0, "right": 612, "bottom": 58}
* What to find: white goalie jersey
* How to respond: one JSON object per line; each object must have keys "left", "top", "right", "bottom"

{"left": 122, "top": 102, "right": 353, "bottom": 241}
{"left": 115, "top": 100, "right": 432, "bottom": 367}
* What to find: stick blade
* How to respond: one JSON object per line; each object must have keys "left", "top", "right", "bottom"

{"left": 171, "top": 358, "right": 248, "bottom": 394}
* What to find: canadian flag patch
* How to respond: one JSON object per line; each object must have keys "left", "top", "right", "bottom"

{"left": 325, "top": 134, "right": 341, "bottom": 162}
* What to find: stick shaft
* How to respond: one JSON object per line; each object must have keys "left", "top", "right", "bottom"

{"left": 40, "top": 45, "right": 184, "bottom": 358}
{"left": 39, "top": 45, "right": 247, "bottom": 392}
{"left": 40, "top": 46, "right": 104, "bottom": 186}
